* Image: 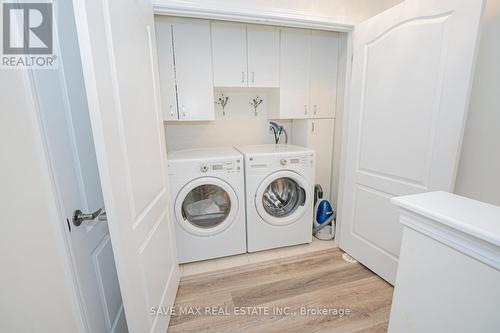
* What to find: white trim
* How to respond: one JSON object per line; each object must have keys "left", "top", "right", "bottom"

{"left": 398, "top": 209, "right": 500, "bottom": 272}
{"left": 335, "top": 31, "right": 354, "bottom": 249}
{"left": 152, "top": 0, "right": 355, "bottom": 32}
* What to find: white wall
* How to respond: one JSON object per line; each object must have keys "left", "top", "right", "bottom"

{"left": 0, "top": 70, "right": 81, "bottom": 332}
{"left": 455, "top": 0, "right": 500, "bottom": 207}
{"left": 164, "top": 89, "right": 292, "bottom": 151}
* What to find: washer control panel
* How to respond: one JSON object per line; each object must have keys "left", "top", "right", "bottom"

{"left": 200, "top": 159, "right": 241, "bottom": 174}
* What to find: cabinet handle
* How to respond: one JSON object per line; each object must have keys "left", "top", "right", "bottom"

{"left": 169, "top": 104, "right": 174, "bottom": 117}
{"left": 181, "top": 105, "right": 186, "bottom": 118}
{"left": 251, "top": 71, "right": 255, "bottom": 83}
{"left": 304, "top": 105, "right": 308, "bottom": 115}
{"left": 241, "top": 71, "right": 245, "bottom": 83}
{"left": 314, "top": 105, "right": 317, "bottom": 115}
{"left": 312, "top": 122, "right": 315, "bottom": 132}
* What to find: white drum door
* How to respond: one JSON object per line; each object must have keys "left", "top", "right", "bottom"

{"left": 174, "top": 177, "right": 239, "bottom": 236}
{"left": 72, "top": 0, "right": 179, "bottom": 332}
{"left": 256, "top": 171, "right": 309, "bottom": 226}
{"left": 339, "top": 0, "right": 484, "bottom": 284}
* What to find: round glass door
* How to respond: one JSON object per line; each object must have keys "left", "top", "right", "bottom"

{"left": 181, "top": 184, "right": 231, "bottom": 228}
{"left": 262, "top": 177, "right": 305, "bottom": 218}
{"left": 255, "top": 171, "right": 310, "bottom": 226}
{"left": 175, "top": 177, "right": 238, "bottom": 236}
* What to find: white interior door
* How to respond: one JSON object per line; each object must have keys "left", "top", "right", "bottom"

{"left": 339, "top": 0, "right": 484, "bottom": 284}
{"left": 32, "top": 0, "right": 126, "bottom": 331}
{"left": 73, "top": 0, "right": 180, "bottom": 332}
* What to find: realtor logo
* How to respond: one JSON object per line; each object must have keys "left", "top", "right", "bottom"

{"left": 2, "top": 1, "right": 56, "bottom": 68}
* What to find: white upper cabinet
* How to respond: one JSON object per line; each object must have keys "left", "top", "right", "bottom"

{"left": 157, "top": 16, "right": 338, "bottom": 121}
{"left": 156, "top": 17, "right": 214, "bottom": 121}
{"left": 173, "top": 19, "right": 214, "bottom": 121}
{"left": 269, "top": 28, "right": 339, "bottom": 120}
{"left": 247, "top": 24, "right": 280, "bottom": 87}
{"left": 310, "top": 30, "right": 339, "bottom": 119}
{"left": 155, "top": 19, "right": 178, "bottom": 121}
{"left": 276, "top": 28, "right": 311, "bottom": 119}
{"left": 211, "top": 22, "right": 248, "bottom": 87}
{"left": 211, "top": 22, "right": 279, "bottom": 88}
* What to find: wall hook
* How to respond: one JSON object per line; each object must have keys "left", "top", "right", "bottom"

{"left": 216, "top": 93, "right": 230, "bottom": 116}
{"left": 250, "top": 96, "right": 263, "bottom": 116}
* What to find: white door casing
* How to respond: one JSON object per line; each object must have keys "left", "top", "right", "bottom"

{"left": 339, "top": 0, "right": 485, "bottom": 284}
{"left": 72, "top": 0, "right": 180, "bottom": 332}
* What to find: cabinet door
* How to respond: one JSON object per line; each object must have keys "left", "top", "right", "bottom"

{"left": 279, "top": 28, "right": 311, "bottom": 119}
{"left": 172, "top": 18, "right": 214, "bottom": 121}
{"left": 155, "top": 18, "right": 178, "bottom": 120}
{"left": 309, "top": 119, "right": 335, "bottom": 196}
{"left": 310, "top": 31, "right": 338, "bottom": 119}
{"left": 211, "top": 22, "right": 247, "bottom": 87}
{"left": 247, "top": 25, "right": 279, "bottom": 87}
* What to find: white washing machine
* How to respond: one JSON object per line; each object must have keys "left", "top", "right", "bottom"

{"left": 237, "top": 144, "right": 315, "bottom": 252}
{"left": 167, "top": 147, "right": 246, "bottom": 263}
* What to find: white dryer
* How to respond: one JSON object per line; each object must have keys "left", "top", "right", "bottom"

{"left": 167, "top": 147, "right": 246, "bottom": 263}
{"left": 237, "top": 144, "right": 315, "bottom": 252}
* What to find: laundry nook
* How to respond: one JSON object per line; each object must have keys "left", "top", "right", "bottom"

{"left": 3, "top": 0, "right": 500, "bottom": 333}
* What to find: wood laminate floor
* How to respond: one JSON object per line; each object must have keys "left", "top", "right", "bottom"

{"left": 168, "top": 248, "right": 394, "bottom": 332}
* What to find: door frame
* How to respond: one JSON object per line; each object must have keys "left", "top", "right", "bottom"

{"left": 152, "top": 1, "right": 355, "bottom": 245}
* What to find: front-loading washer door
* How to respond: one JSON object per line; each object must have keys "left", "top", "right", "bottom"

{"left": 255, "top": 170, "right": 309, "bottom": 226}
{"left": 175, "top": 177, "right": 238, "bottom": 236}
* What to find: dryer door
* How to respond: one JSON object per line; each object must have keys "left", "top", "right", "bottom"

{"left": 255, "top": 170, "right": 310, "bottom": 226}
{"left": 175, "top": 177, "right": 238, "bottom": 236}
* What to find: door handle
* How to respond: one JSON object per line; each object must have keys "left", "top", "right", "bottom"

{"left": 98, "top": 211, "right": 107, "bottom": 222}
{"left": 72, "top": 208, "right": 103, "bottom": 226}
